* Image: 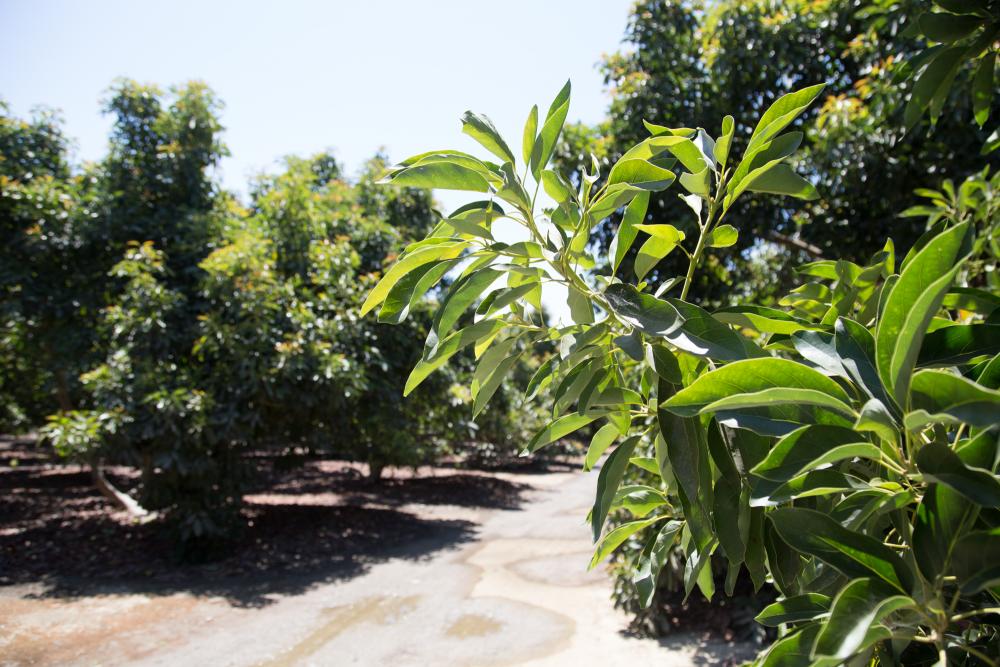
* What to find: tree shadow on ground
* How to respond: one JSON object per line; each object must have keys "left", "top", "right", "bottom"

{"left": 651, "top": 634, "right": 761, "bottom": 667}
{"left": 0, "top": 440, "right": 532, "bottom": 608}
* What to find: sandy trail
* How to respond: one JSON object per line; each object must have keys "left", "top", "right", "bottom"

{"left": 1, "top": 467, "right": 753, "bottom": 666}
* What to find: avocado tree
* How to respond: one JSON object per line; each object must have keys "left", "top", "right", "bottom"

{"left": 364, "top": 74, "right": 1000, "bottom": 665}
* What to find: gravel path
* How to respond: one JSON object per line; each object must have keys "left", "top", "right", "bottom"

{"left": 1, "top": 466, "right": 754, "bottom": 666}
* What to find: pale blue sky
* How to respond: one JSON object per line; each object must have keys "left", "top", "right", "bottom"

{"left": 1, "top": 0, "right": 634, "bottom": 203}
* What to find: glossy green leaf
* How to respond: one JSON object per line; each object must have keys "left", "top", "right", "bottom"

{"left": 461, "top": 111, "right": 516, "bottom": 165}
{"left": 607, "top": 158, "right": 676, "bottom": 191}
{"left": 524, "top": 411, "right": 607, "bottom": 455}
{"left": 634, "top": 231, "right": 683, "bottom": 280}
{"left": 634, "top": 520, "right": 684, "bottom": 607}
{"left": 918, "top": 324, "right": 1000, "bottom": 366}
{"left": 916, "top": 441, "right": 1000, "bottom": 506}
{"left": 605, "top": 283, "right": 683, "bottom": 337}
{"left": 715, "top": 115, "right": 735, "bottom": 171}
{"left": 405, "top": 319, "right": 506, "bottom": 395}
{"left": 875, "top": 222, "right": 970, "bottom": 405}
{"left": 611, "top": 191, "right": 649, "bottom": 275}
{"left": 755, "top": 593, "right": 832, "bottom": 626}
{"left": 768, "top": 508, "right": 914, "bottom": 592}
{"left": 706, "top": 224, "right": 738, "bottom": 248}
{"left": 585, "top": 422, "right": 620, "bottom": 471}
{"left": 661, "top": 358, "right": 851, "bottom": 418}
{"left": 750, "top": 425, "right": 878, "bottom": 482}
{"left": 746, "top": 163, "right": 818, "bottom": 200}
{"left": 590, "top": 516, "right": 666, "bottom": 569}
{"left": 909, "top": 368, "right": 1000, "bottom": 428}
{"left": 703, "top": 388, "right": 858, "bottom": 420}
{"left": 748, "top": 83, "right": 826, "bottom": 152}
{"left": 912, "top": 482, "right": 977, "bottom": 582}
{"left": 591, "top": 436, "right": 641, "bottom": 541}
{"left": 361, "top": 242, "right": 467, "bottom": 316}
{"left": 813, "top": 578, "right": 913, "bottom": 660}
{"left": 972, "top": 53, "right": 995, "bottom": 127}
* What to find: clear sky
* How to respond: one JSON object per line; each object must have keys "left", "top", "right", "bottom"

{"left": 1, "top": 0, "right": 634, "bottom": 199}
{"left": 2, "top": 0, "right": 636, "bottom": 322}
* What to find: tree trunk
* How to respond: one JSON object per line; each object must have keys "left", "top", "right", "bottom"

{"left": 367, "top": 461, "right": 385, "bottom": 482}
{"left": 91, "top": 460, "right": 151, "bottom": 518}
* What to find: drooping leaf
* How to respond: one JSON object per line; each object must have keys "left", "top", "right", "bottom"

{"left": 590, "top": 516, "right": 666, "bottom": 569}
{"left": 584, "top": 422, "right": 620, "bottom": 471}
{"left": 634, "top": 520, "right": 684, "bottom": 607}
{"left": 611, "top": 191, "right": 649, "bottom": 275}
{"left": 591, "top": 436, "right": 641, "bottom": 541}
{"left": 405, "top": 319, "right": 506, "bottom": 395}
{"left": 916, "top": 441, "right": 1000, "bottom": 506}
{"left": 361, "top": 242, "right": 467, "bottom": 316}
{"left": 746, "top": 163, "right": 818, "bottom": 200}
{"left": 604, "top": 283, "right": 684, "bottom": 337}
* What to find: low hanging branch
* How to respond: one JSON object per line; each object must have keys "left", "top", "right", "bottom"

{"left": 767, "top": 230, "right": 824, "bottom": 258}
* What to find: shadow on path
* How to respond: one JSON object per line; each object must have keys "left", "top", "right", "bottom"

{"left": 0, "top": 440, "right": 534, "bottom": 608}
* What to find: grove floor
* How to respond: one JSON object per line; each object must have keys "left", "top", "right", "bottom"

{"left": 0, "top": 440, "right": 755, "bottom": 666}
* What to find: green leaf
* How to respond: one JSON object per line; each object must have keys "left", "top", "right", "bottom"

{"left": 461, "top": 111, "right": 516, "bottom": 165}
{"left": 607, "top": 158, "right": 676, "bottom": 191}
{"left": 589, "top": 183, "right": 644, "bottom": 222}
{"left": 634, "top": 520, "right": 684, "bottom": 607}
{"left": 590, "top": 516, "right": 666, "bottom": 569}
{"left": 768, "top": 508, "right": 914, "bottom": 592}
{"left": 525, "top": 411, "right": 607, "bottom": 455}
{"left": 813, "top": 578, "right": 913, "bottom": 660}
{"left": 706, "top": 224, "right": 738, "bottom": 248}
{"left": 432, "top": 268, "right": 501, "bottom": 340}
{"left": 585, "top": 423, "right": 620, "bottom": 471}
{"left": 757, "top": 626, "right": 828, "bottom": 667}
{"left": 641, "top": 135, "right": 708, "bottom": 173}
{"left": 567, "top": 285, "right": 595, "bottom": 325}
{"left": 530, "top": 80, "right": 571, "bottom": 179}
{"left": 875, "top": 222, "right": 970, "bottom": 405}
{"left": 472, "top": 350, "right": 520, "bottom": 418}
{"left": 950, "top": 528, "right": 1000, "bottom": 594}
{"left": 746, "top": 163, "right": 819, "bottom": 200}
{"left": 972, "top": 53, "right": 995, "bottom": 126}
{"left": 713, "top": 475, "right": 746, "bottom": 563}
{"left": 611, "top": 191, "right": 649, "bottom": 275}
{"left": 384, "top": 159, "right": 495, "bottom": 191}
{"left": 664, "top": 299, "right": 762, "bottom": 361}
{"left": 916, "top": 441, "right": 1000, "bottom": 506}
{"left": 912, "top": 482, "right": 977, "bottom": 582}
{"left": 714, "top": 305, "right": 817, "bottom": 335}
{"left": 604, "top": 283, "right": 683, "bottom": 337}
{"left": 750, "top": 425, "right": 878, "bottom": 482}
{"left": 361, "top": 242, "right": 467, "bottom": 316}
{"left": 917, "top": 11, "right": 983, "bottom": 43}
{"left": 679, "top": 167, "right": 711, "bottom": 197}
{"left": 909, "top": 368, "right": 1000, "bottom": 428}
{"left": 634, "top": 228, "right": 684, "bottom": 280}
{"left": 904, "top": 46, "right": 966, "bottom": 128}
{"left": 378, "top": 258, "right": 458, "bottom": 324}
{"left": 755, "top": 593, "right": 832, "bottom": 626}
{"left": 614, "top": 484, "right": 669, "bottom": 518}
{"left": 660, "top": 358, "right": 851, "bottom": 418}
{"left": 405, "top": 319, "right": 506, "bottom": 395}
{"left": 918, "top": 324, "right": 1000, "bottom": 366}
{"left": 591, "top": 436, "right": 641, "bottom": 541}
{"left": 748, "top": 83, "right": 826, "bottom": 152}
{"left": 715, "top": 115, "right": 735, "bottom": 171}
{"left": 522, "top": 104, "right": 538, "bottom": 165}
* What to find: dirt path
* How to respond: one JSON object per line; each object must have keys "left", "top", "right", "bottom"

{"left": 1, "top": 467, "right": 754, "bottom": 666}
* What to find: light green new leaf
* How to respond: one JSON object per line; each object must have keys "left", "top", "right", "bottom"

{"left": 384, "top": 160, "right": 494, "bottom": 191}
{"left": 585, "top": 422, "right": 620, "bottom": 471}
{"left": 522, "top": 104, "right": 538, "bottom": 164}
{"left": 706, "top": 224, "right": 738, "bottom": 248}
{"left": 607, "top": 158, "right": 676, "bottom": 191}
{"left": 746, "top": 163, "right": 818, "bottom": 200}
{"left": 461, "top": 111, "right": 516, "bottom": 165}
{"left": 715, "top": 115, "right": 735, "bottom": 171}
{"left": 660, "top": 358, "right": 851, "bottom": 417}
{"left": 530, "top": 80, "right": 571, "bottom": 178}
{"left": 635, "top": 233, "right": 683, "bottom": 281}
{"left": 748, "top": 83, "right": 826, "bottom": 152}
